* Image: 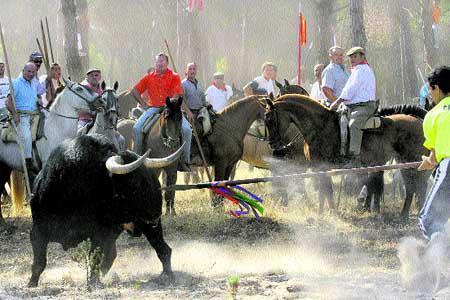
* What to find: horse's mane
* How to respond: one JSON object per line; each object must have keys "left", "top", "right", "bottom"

{"left": 217, "top": 95, "right": 260, "bottom": 116}
{"left": 275, "top": 94, "right": 333, "bottom": 115}
{"left": 378, "top": 104, "right": 427, "bottom": 119}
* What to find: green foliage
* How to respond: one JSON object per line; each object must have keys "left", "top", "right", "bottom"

{"left": 71, "top": 238, "right": 104, "bottom": 290}
{"left": 215, "top": 57, "right": 228, "bottom": 74}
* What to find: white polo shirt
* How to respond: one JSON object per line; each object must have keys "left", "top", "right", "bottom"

{"left": 339, "top": 64, "right": 376, "bottom": 105}
{"left": 0, "top": 76, "right": 9, "bottom": 109}
{"left": 205, "top": 84, "right": 233, "bottom": 111}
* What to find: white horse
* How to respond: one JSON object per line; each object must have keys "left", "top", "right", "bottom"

{"left": 0, "top": 79, "right": 101, "bottom": 229}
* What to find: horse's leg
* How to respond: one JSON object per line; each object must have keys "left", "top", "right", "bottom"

{"left": 365, "top": 172, "right": 383, "bottom": 213}
{"left": 211, "top": 163, "right": 228, "bottom": 208}
{"left": 400, "top": 169, "right": 419, "bottom": 219}
{"left": 165, "top": 168, "right": 177, "bottom": 216}
{"left": 0, "top": 165, "right": 12, "bottom": 231}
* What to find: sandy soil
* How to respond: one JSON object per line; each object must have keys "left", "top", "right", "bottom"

{"left": 1, "top": 209, "right": 448, "bottom": 300}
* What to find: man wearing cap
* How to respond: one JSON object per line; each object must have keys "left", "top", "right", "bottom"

{"left": 0, "top": 62, "right": 10, "bottom": 120}
{"left": 330, "top": 47, "right": 377, "bottom": 166}
{"left": 243, "top": 62, "right": 279, "bottom": 96}
{"left": 131, "top": 53, "right": 191, "bottom": 170}
{"left": 6, "top": 62, "right": 40, "bottom": 180}
{"left": 205, "top": 72, "right": 233, "bottom": 111}
{"left": 28, "top": 52, "right": 46, "bottom": 100}
{"left": 78, "top": 68, "right": 103, "bottom": 128}
{"left": 321, "top": 46, "right": 350, "bottom": 105}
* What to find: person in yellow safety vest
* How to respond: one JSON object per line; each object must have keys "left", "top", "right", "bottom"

{"left": 418, "top": 65, "right": 450, "bottom": 240}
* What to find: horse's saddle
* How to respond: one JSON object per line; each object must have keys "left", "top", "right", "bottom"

{"left": 0, "top": 110, "right": 44, "bottom": 143}
{"left": 338, "top": 105, "right": 382, "bottom": 155}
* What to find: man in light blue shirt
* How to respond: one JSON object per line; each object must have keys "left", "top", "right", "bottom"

{"left": 321, "top": 46, "right": 350, "bottom": 105}
{"left": 6, "top": 62, "right": 39, "bottom": 179}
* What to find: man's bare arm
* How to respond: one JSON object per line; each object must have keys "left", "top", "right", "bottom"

{"left": 6, "top": 95, "right": 19, "bottom": 124}
{"left": 131, "top": 88, "right": 148, "bottom": 108}
{"left": 322, "top": 87, "right": 337, "bottom": 101}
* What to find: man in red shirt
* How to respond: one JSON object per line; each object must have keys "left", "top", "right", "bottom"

{"left": 131, "top": 53, "right": 191, "bottom": 170}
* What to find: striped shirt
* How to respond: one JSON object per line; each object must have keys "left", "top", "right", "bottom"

{"left": 0, "top": 77, "right": 9, "bottom": 109}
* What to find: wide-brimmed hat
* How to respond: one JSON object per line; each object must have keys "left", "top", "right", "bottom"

{"left": 346, "top": 47, "right": 365, "bottom": 56}
{"left": 213, "top": 71, "right": 224, "bottom": 79}
{"left": 86, "top": 68, "right": 101, "bottom": 75}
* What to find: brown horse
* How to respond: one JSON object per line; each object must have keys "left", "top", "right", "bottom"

{"left": 191, "top": 96, "right": 267, "bottom": 206}
{"left": 264, "top": 94, "right": 430, "bottom": 218}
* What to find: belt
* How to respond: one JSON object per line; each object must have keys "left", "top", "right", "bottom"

{"left": 17, "top": 109, "right": 39, "bottom": 115}
{"left": 347, "top": 101, "right": 376, "bottom": 107}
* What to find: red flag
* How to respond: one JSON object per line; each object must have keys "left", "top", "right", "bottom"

{"left": 188, "top": 0, "right": 204, "bottom": 12}
{"left": 301, "top": 15, "right": 307, "bottom": 46}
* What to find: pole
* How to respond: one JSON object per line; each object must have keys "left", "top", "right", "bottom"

{"left": 0, "top": 22, "right": 32, "bottom": 200}
{"left": 40, "top": 20, "right": 50, "bottom": 73}
{"left": 297, "top": 1, "right": 302, "bottom": 85}
{"left": 164, "top": 38, "right": 213, "bottom": 181}
{"left": 45, "top": 17, "right": 55, "bottom": 63}
{"left": 162, "top": 161, "right": 422, "bottom": 191}
{"left": 36, "top": 38, "right": 48, "bottom": 71}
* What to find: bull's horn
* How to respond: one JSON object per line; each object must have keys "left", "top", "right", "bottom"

{"left": 106, "top": 149, "right": 151, "bottom": 174}
{"left": 144, "top": 142, "right": 185, "bottom": 169}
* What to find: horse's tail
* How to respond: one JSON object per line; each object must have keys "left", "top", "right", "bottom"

{"left": 378, "top": 104, "right": 427, "bottom": 119}
{"left": 10, "top": 171, "right": 26, "bottom": 216}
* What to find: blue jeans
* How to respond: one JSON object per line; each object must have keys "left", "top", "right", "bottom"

{"left": 133, "top": 107, "right": 192, "bottom": 163}
{"left": 18, "top": 114, "right": 32, "bottom": 159}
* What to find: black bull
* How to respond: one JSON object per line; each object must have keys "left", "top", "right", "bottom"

{"left": 28, "top": 135, "right": 173, "bottom": 287}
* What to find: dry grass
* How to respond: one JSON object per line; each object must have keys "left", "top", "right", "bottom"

{"left": 0, "top": 163, "right": 444, "bottom": 299}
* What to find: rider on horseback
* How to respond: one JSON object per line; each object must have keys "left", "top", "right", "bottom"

{"left": 330, "top": 47, "right": 377, "bottom": 167}
{"left": 6, "top": 62, "right": 40, "bottom": 181}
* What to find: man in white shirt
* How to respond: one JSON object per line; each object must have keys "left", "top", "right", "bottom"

{"left": 0, "top": 62, "right": 9, "bottom": 120}
{"left": 310, "top": 64, "right": 326, "bottom": 104}
{"left": 243, "top": 62, "right": 279, "bottom": 96}
{"left": 330, "top": 47, "right": 377, "bottom": 165}
{"left": 205, "top": 72, "right": 233, "bottom": 111}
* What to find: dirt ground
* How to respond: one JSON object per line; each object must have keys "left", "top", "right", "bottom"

{"left": 0, "top": 166, "right": 447, "bottom": 299}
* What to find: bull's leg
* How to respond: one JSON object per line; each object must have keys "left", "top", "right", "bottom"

{"left": 142, "top": 220, "right": 174, "bottom": 282}
{"left": 99, "top": 234, "right": 119, "bottom": 276}
{"left": 28, "top": 225, "right": 49, "bottom": 287}
{"left": 164, "top": 168, "right": 177, "bottom": 216}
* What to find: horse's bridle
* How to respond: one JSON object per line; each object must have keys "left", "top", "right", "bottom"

{"left": 97, "top": 89, "right": 119, "bottom": 130}
{"left": 265, "top": 107, "right": 299, "bottom": 152}
{"left": 160, "top": 109, "right": 181, "bottom": 149}
{"left": 50, "top": 83, "right": 102, "bottom": 119}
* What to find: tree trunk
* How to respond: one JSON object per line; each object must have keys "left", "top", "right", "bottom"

{"left": 399, "top": 1, "right": 418, "bottom": 100}
{"left": 76, "top": 0, "right": 89, "bottom": 72}
{"left": 349, "top": 0, "right": 367, "bottom": 49}
{"left": 315, "top": 0, "right": 336, "bottom": 64}
{"left": 61, "top": 0, "right": 83, "bottom": 81}
{"left": 422, "top": 0, "right": 438, "bottom": 67}
{"left": 388, "top": 1, "right": 403, "bottom": 104}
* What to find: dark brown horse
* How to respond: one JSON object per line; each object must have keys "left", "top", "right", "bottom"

{"left": 264, "top": 94, "right": 430, "bottom": 218}
{"left": 192, "top": 96, "right": 267, "bottom": 206}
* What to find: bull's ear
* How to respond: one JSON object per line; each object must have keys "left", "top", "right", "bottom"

{"left": 101, "top": 81, "right": 106, "bottom": 90}
{"left": 284, "top": 79, "right": 290, "bottom": 86}
{"left": 165, "top": 97, "right": 171, "bottom": 107}
{"left": 275, "top": 80, "right": 283, "bottom": 90}
{"left": 113, "top": 81, "right": 119, "bottom": 91}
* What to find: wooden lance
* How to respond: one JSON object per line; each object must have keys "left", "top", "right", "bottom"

{"left": 164, "top": 38, "right": 213, "bottom": 181}
{"left": 0, "top": 22, "right": 32, "bottom": 199}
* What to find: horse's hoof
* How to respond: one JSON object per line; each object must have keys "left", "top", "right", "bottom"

{"left": 28, "top": 279, "right": 38, "bottom": 288}
{"left": 155, "top": 271, "right": 175, "bottom": 285}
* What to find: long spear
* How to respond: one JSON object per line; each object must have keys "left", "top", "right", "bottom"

{"left": 40, "top": 20, "right": 50, "bottom": 73}
{"left": 164, "top": 38, "right": 213, "bottom": 181}
{"left": 45, "top": 17, "right": 55, "bottom": 63}
{"left": 0, "top": 22, "right": 32, "bottom": 199}
{"left": 162, "top": 161, "right": 422, "bottom": 191}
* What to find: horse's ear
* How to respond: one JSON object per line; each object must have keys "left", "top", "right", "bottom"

{"left": 269, "top": 92, "right": 275, "bottom": 101}
{"left": 113, "top": 81, "right": 119, "bottom": 91}
{"left": 176, "top": 96, "right": 183, "bottom": 107}
{"left": 284, "top": 79, "right": 290, "bottom": 86}
{"left": 265, "top": 97, "right": 274, "bottom": 109}
{"left": 275, "top": 80, "right": 283, "bottom": 90}
{"left": 62, "top": 77, "right": 73, "bottom": 86}
{"left": 101, "top": 81, "right": 106, "bottom": 91}
{"left": 165, "top": 97, "right": 171, "bottom": 107}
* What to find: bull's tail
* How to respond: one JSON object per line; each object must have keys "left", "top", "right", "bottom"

{"left": 10, "top": 171, "right": 26, "bottom": 216}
